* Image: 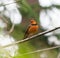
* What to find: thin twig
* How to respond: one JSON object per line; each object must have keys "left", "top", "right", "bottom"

{"left": 19, "top": 45, "right": 60, "bottom": 56}
{"left": 0, "top": 0, "right": 21, "bottom": 7}
{"left": 1, "top": 27, "right": 60, "bottom": 48}
{"left": 0, "top": 14, "right": 14, "bottom": 34}
{"left": 0, "top": 14, "right": 8, "bottom": 24}
{"left": 7, "top": 24, "right": 15, "bottom": 34}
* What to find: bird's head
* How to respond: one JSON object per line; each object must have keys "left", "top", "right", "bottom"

{"left": 30, "top": 19, "right": 37, "bottom": 25}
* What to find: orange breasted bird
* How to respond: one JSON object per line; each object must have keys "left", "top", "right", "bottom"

{"left": 24, "top": 19, "right": 39, "bottom": 39}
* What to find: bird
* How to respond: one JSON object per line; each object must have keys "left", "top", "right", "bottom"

{"left": 24, "top": 19, "right": 39, "bottom": 39}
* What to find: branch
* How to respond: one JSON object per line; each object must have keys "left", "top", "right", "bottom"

{"left": 0, "top": 14, "right": 9, "bottom": 24}
{"left": 0, "top": 15, "right": 15, "bottom": 34}
{"left": 7, "top": 24, "right": 15, "bottom": 34}
{"left": 1, "top": 0, "right": 21, "bottom": 6}
{"left": 19, "top": 45, "right": 60, "bottom": 56}
{"left": 1, "top": 27, "right": 60, "bottom": 48}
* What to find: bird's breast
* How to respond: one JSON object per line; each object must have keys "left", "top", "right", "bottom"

{"left": 28, "top": 25, "right": 38, "bottom": 34}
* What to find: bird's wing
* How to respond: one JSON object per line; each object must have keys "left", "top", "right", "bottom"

{"left": 24, "top": 25, "right": 31, "bottom": 39}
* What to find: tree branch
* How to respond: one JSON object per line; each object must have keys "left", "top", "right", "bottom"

{"left": 0, "top": 15, "right": 15, "bottom": 34}
{"left": 20, "top": 45, "right": 60, "bottom": 56}
{"left": 7, "top": 24, "right": 15, "bottom": 34}
{"left": 0, "top": 14, "right": 9, "bottom": 24}
{"left": 1, "top": 27, "right": 60, "bottom": 48}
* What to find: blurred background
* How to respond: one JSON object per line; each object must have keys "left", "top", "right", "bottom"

{"left": 0, "top": 0, "right": 60, "bottom": 58}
